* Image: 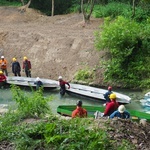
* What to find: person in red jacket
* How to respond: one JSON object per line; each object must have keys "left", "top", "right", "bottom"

{"left": 72, "top": 100, "right": 87, "bottom": 118}
{"left": 23, "top": 56, "right": 31, "bottom": 77}
{"left": 103, "top": 93, "right": 119, "bottom": 117}
{"left": 58, "top": 76, "right": 70, "bottom": 96}
{"left": 0, "top": 70, "right": 7, "bottom": 88}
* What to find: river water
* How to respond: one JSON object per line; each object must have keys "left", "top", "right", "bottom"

{"left": 0, "top": 87, "right": 149, "bottom": 115}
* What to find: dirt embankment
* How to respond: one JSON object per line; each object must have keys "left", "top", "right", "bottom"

{"left": 0, "top": 6, "right": 106, "bottom": 85}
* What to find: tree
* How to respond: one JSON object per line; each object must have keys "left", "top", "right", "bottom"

{"left": 51, "top": 0, "right": 54, "bottom": 16}
{"left": 18, "top": 0, "right": 32, "bottom": 13}
{"left": 81, "top": 0, "right": 96, "bottom": 24}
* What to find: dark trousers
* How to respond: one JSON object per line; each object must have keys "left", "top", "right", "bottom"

{"left": 14, "top": 71, "right": 21, "bottom": 76}
{"left": 25, "top": 70, "right": 31, "bottom": 77}
{"left": 60, "top": 88, "right": 66, "bottom": 96}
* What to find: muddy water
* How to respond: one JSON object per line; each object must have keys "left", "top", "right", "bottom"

{"left": 0, "top": 87, "right": 148, "bottom": 115}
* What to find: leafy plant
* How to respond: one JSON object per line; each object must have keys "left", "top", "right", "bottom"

{"left": 74, "top": 67, "right": 95, "bottom": 83}
{"left": 95, "top": 16, "right": 150, "bottom": 88}
{"left": 11, "top": 85, "right": 53, "bottom": 118}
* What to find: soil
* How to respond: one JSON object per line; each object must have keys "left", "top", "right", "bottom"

{"left": 0, "top": 6, "right": 106, "bottom": 86}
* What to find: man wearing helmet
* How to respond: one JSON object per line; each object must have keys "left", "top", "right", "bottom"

{"left": 104, "top": 86, "right": 112, "bottom": 104}
{"left": 0, "top": 56, "right": 8, "bottom": 76}
{"left": 58, "top": 76, "right": 70, "bottom": 96}
{"left": 72, "top": 100, "right": 87, "bottom": 118}
{"left": 109, "top": 105, "right": 130, "bottom": 119}
{"left": 12, "top": 58, "right": 21, "bottom": 76}
{"left": 23, "top": 56, "right": 31, "bottom": 77}
{"left": 103, "top": 93, "right": 119, "bottom": 117}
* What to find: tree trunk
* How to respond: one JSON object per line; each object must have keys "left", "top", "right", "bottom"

{"left": 132, "top": 0, "right": 135, "bottom": 18}
{"left": 51, "top": 0, "right": 54, "bottom": 16}
{"left": 18, "top": 0, "right": 32, "bottom": 13}
{"left": 20, "top": 0, "right": 24, "bottom": 6}
{"left": 81, "top": 0, "right": 95, "bottom": 24}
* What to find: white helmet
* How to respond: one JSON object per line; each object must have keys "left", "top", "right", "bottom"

{"left": 36, "top": 77, "right": 40, "bottom": 81}
{"left": 58, "top": 76, "right": 62, "bottom": 80}
{"left": 118, "top": 105, "right": 126, "bottom": 113}
{"left": 1, "top": 56, "right": 4, "bottom": 59}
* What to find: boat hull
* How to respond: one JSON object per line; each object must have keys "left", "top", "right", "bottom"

{"left": 66, "top": 83, "right": 131, "bottom": 104}
{"left": 6, "top": 76, "right": 59, "bottom": 89}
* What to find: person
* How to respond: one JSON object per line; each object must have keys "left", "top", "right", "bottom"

{"left": 104, "top": 86, "right": 112, "bottom": 104}
{"left": 109, "top": 105, "right": 130, "bottom": 119}
{"left": 58, "top": 76, "right": 70, "bottom": 96}
{"left": 12, "top": 57, "right": 21, "bottom": 76}
{"left": 72, "top": 100, "right": 87, "bottom": 118}
{"left": 0, "top": 56, "right": 8, "bottom": 76}
{"left": 22, "top": 56, "right": 31, "bottom": 77}
{"left": 103, "top": 93, "right": 119, "bottom": 117}
{"left": 0, "top": 71, "right": 7, "bottom": 88}
{"left": 34, "top": 77, "right": 43, "bottom": 90}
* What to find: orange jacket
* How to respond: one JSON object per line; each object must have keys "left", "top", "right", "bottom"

{"left": 72, "top": 106, "right": 87, "bottom": 118}
{"left": 0, "top": 59, "right": 7, "bottom": 69}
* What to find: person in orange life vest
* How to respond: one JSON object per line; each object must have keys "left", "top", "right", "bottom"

{"left": 12, "top": 58, "right": 21, "bottom": 76}
{"left": 23, "top": 56, "right": 31, "bottom": 77}
{"left": 72, "top": 100, "right": 87, "bottom": 118}
{"left": 58, "top": 76, "right": 70, "bottom": 96}
{"left": 0, "top": 56, "right": 8, "bottom": 76}
{"left": 103, "top": 93, "right": 119, "bottom": 117}
{"left": 0, "top": 71, "right": 7, "bottom": 87}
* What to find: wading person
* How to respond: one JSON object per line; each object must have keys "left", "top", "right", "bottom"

{"left": 72, "top": 100, "right": 87, "bottom": 118}
{"left": 0, "top": 56, "right": 8, "bottom": 76}
{"left": 34, "top": 77, "right": 43, "bottom": 90}
{"left": 23, "top": 56, "right": 31, "bottom": 77}
{"left": 0, "top": 71, "right": 7, "bottom": 88}
{"left": 58, "top": 76, "right": 70, "bottom": 96}
{"left": 109, "top": 105, "right": 130, "bottom": 119}
{"left": 12, "top": 58, "right": 21, "bottom": 76}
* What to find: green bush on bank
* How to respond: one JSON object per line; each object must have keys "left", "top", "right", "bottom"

{"left": 95, "top": 16, "right": 150, "bottom": 88}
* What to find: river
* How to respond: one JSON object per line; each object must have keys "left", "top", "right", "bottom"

{"left": 0, "top": 87, "right": 149, "bottom": 115}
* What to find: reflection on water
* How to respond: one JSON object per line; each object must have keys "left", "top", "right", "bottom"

{"left": 0, "top": 87, "right": 148, "bottom": 114}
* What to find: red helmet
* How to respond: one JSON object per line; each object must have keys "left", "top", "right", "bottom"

{"left": 108, "top": 86, "right": 112, "bottom": 91}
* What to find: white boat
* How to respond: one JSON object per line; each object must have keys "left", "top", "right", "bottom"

{"left": 145, "top": 92, "right": 150, "bottom": 97}
{"left": 66, "top": 83, "right": 131, "bottom": 104}
{"left": 6, "top": 76, "right": 59, "bottom": 89}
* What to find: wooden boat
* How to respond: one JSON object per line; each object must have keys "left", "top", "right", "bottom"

{"left": 6, "top": 76, "right": 59, "bottom": 89}
{"left": 66, "top": 83, "right": 131, "bottom": 104}
{"left": 57, "top": 105, "right": 150, "bottom": 121}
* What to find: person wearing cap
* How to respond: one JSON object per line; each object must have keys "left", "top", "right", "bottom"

{"left": 109, "top": 105, "right": 130, "bottom": 119}
{"left": 0, "top": 71, "right": 7, "bottom": 88}
{"left": 103, "top": 93, "right": 119, "bottom": 117}
{"left": 58, "top": 76, "right": 70, "bottom": 96}
{"left": 72, "top": 100, "right": 87, "bottom": 118}
{"left": 0, "top": 56, "right": 8, "bottom": 76}
{"left": 23, "top": 56, "right": 31, "bottom": 77}
{"left": 34, "top": 77, "right": 43, "bottom": 90}
{"left": 12, "top": 58, "right": 21, "bottom": 76}
{"left": 104, "top": 86, "right": 113, "bottom": 104}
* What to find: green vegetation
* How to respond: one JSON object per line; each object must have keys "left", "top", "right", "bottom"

{"left": 95, "top": 16, "right": 150, "bottom": 88}
{"left": 0, "top": 85, "right": 135, "bottom": 149}
{"left": 0, "top": 0, "right": 21, "bottom": 6}
{"left": 74, "top": 67, "right": 95, "bottom": 83}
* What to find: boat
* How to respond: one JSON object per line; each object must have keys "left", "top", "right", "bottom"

{"left": 66, "top": 83, "right": 131, "bottom": 104}
{"left": 57, "top": 105, "right": 150, "bottom": 121}
{"left": 6, "top": 76, "right": 59, "bottom": 89}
